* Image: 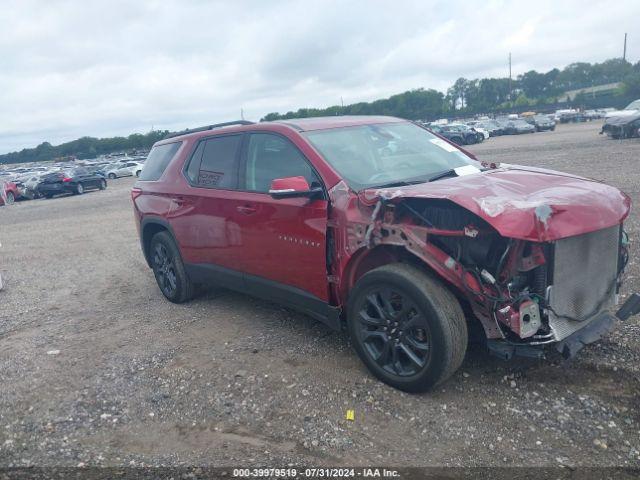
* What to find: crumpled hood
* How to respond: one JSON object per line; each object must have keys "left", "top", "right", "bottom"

{"left": 363, "top": 165, "right": 631, "bottom": 242}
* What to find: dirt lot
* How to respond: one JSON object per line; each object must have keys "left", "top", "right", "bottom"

{"left": 0, "top": 121, "right": 639, "bottom": 469}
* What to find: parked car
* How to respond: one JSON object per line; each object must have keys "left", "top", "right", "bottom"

{"left": 458, "top": 123, "right": 489, "bottom": 141}
{"left": 476, "top": 120, "right": 505, "bottom": 136}
{"left": 604, "top": 99, "right": 640, "bottom": 119}
{"left": 131, "top": 116, "right": 639, "bottom": 392}
{"left": 525, "top": 114, "right": 556, "bottom": 132}
{"left": 601, "top": 113, "right": 640, "bottom": 139}
{"left": 103, "top": 161, "right": 142, "bottom": 179}
{"left": 0, "top": 180, "right": 19, "bottom": 206}
{"left": 37, "top": 167, "right": 107, "bottom": 198}
{"left": 429, "top": 124, "right": 479, "bottom": 145}
{"left": 503, "top": 119, "right": 536, "bottom": 134}
{"left": 583, "top": 109, "right": 605, "bottom": 120}
{"left": 15, "top": 174, "right": 44, "bottom": 199}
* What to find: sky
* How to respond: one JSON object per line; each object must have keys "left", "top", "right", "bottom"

{"left": 1, "top": 0, "right": 639, "bottom": 154}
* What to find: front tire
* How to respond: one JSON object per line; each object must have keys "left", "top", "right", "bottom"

{"left": 4, "top": 191, "right": 15, "bottom": 205}
{"left": 347, "top": 263, "right": 468, "bottom": 392}
{"left": 108, "top": 173, "right": 116, "bottom": 179}
{"left": 99, "top": 179, "right": 107, "bottom": 190}
{"left": 150, "top": 231, "right": 194, "bottom": 303}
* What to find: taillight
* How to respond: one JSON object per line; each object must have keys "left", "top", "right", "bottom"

{"left": 131, "top": 188, "right": 142, "bottom": 201}
{"left": 62, "top": 176, "right": 73, "bottom": 182}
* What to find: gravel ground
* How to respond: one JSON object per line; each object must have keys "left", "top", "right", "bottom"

{"left": 0, "top": 121, "right": 639, "bottom": 468}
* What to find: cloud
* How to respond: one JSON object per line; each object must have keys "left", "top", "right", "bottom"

{"left": 0, "top": 0, "right": 638, "bottom": 153}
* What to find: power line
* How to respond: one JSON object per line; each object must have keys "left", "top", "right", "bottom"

{"left": 508, "top": 52, "right": 512, "bottom": 101}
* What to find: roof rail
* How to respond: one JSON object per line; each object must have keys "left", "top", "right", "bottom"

{"left": 164, "top": 120, "right": 255, "bottom": 139}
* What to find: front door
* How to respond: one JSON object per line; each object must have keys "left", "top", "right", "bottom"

{"left": 235, "top": 132, "right": 329, "bottom": 303}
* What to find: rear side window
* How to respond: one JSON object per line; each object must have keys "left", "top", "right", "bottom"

{"left": 139, "top": 142, "right": 181, "bottom": 181}
{"left": 185, "top": 135, "right": 242, "bottom": 189}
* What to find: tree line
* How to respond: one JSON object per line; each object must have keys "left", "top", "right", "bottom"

{"left": 0, "top": 130, "right": 169, "bottom": 165}
{"left": 2, "top": 57, "right": 639, "bottom": 165}
{"left": 262, "top": 58, "right": 640, "bottom": 121}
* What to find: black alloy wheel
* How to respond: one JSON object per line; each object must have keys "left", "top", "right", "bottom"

{"left": 153, "top": 242, "right": 178, "bottom": 299}
{"left": 354, "top": 287, "right": 432, "bottom": 377}
{"left": 347, "top": 264, "right": 468, "bottom": 392}
{"left": 150, "top": 231, "right": 195, "bottom": 303}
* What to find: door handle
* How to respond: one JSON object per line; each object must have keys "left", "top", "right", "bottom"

{"left": 173, "top": 196, "right": 192, "bottom": 206}
{"left": 236, "top": 205, "right": 257, "bottom": 215}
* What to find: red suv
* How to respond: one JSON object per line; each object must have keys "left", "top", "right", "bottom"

{"left": 0, "top": 180, "right": 19, "bottom": 206}
{"left": 132, "top": 116, "right": 639, "bottom": 392}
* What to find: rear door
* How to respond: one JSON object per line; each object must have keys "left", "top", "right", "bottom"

{"left": 234, "top": 132, "right": 329, "bottom": 302}
{"left": 169, "top": 134, "right": 247, "bottom": 288}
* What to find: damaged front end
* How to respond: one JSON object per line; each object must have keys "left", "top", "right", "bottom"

{"left": 351, "top": 175, "right": 638, "bottom": 360}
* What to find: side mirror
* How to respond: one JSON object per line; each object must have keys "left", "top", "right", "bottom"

{"left": 269, "top": 176, "right": 321, "bottom": 199}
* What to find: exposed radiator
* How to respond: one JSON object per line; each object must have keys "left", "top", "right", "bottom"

{"left": 547, "top": 225, "right": 620, "bottom": 340}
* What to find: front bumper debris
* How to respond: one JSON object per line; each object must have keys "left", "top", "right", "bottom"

{"left": 616, "top": 293, "right": 640, "bottom": 321}
{"left": 489, "top": 292, "right": 640, "bottom": 361}
{"left": 555, "top": 311, "right": 616, "bottom": 359}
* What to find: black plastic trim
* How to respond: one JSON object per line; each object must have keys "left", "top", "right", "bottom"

{"left": 184, "top": 262, "right": 341, "bottom": 330}
{"left": 555, "top": 311, "right": 617, "bottom": 359}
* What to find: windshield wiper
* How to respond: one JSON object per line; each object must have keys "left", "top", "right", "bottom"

{"left": 427, "top": 169, "right": 458, "bottom": 182}
{"left": 372, "top": 179, "right": 427, "bottom": 189}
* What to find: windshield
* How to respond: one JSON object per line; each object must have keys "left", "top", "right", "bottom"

{"left": 625, "top": 100, "right": 640, "bottom": 110}
{"left": 304, "top": 122, "right": 477, "bottom": 191}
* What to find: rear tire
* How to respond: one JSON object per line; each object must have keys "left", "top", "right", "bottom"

{"left": 108, "top": 173, "right": 116, "bottom": 179}
{"left": 5, "top": 191, "right": 14, "bottom": 205}
{"left": 99, "top": 179, "right": 107, "bottom": 190}
{"left": 75, "top": 183, "right": 84, "bottom": 195}
{"left": 150, "top": 231, "right": 194, "bottom": 303}
{"left": 347, "top": 263, "right": 468, "bottom": 392}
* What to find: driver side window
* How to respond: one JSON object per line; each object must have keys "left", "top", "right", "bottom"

{"left": 244, "top": 133, "right": 320, "bottom": 192}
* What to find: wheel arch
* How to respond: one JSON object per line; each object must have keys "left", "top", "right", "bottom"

{"left": 338, "top": 243, "right": 482, "bottom": 332}
{"left": 140, "top": 217, "right": 179, "bottom": 268}
{"left": 339, "top": 245, "right": 437, "bottom": 304}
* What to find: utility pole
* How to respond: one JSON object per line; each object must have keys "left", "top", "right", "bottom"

{"left": 508, "top": 52, "right": 512, "bottom": 101}
{"left": 240, "top": 108, "right": 244, "bottom": 120}
{"left": 623, "top": 33, "right": 627, "bottom": 61}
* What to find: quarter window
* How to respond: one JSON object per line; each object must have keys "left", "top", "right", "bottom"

{"left": 139, "top": 142, "right": 181, "bottom": 181}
